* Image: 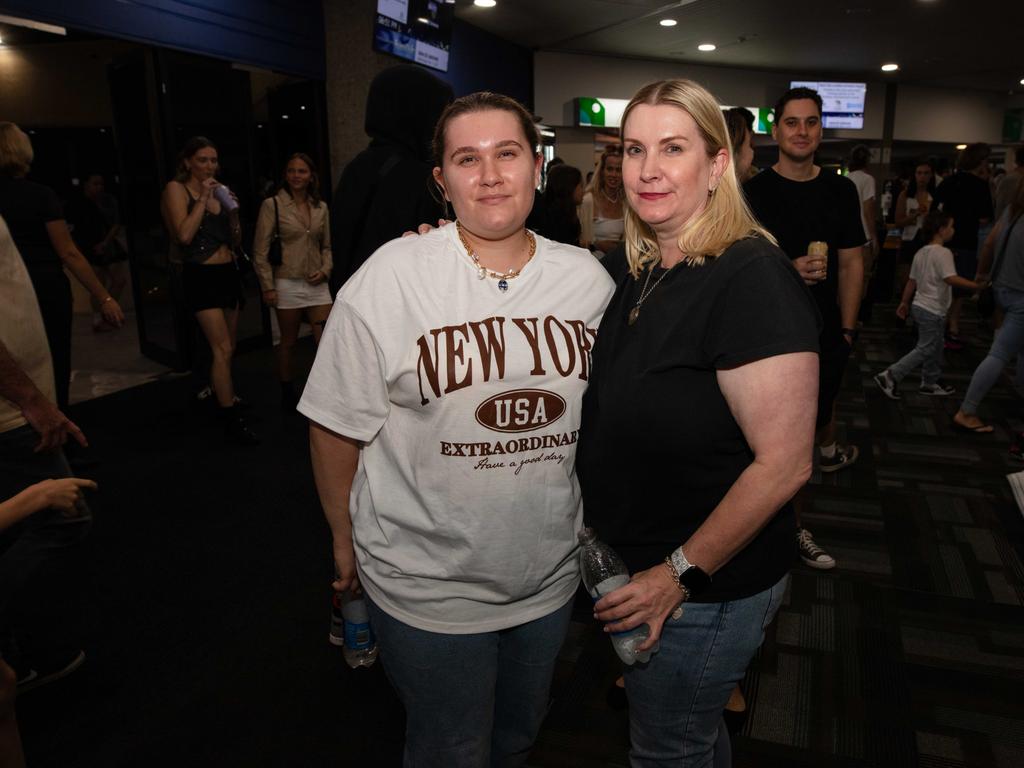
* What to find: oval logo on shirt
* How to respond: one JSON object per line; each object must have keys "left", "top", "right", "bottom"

{"left": 475, "top": 389, "right": 566, "bottom": 433}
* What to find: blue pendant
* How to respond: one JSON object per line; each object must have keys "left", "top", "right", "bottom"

{"left": 498, "top": 279, "right": 509, "bottom": 292}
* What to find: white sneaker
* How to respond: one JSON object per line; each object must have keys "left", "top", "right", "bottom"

{"left": 920, "top": 382, "right": 956, "bottom": 396}
{"left": 797, "top": 528, "right": 836, "bottom": 569}
{"left": 873, "top": 370, "right": 901, "bottom": 400}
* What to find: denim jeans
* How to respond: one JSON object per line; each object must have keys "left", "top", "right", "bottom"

{"left": 962, "top": 285, "right": 1024, "bottom": 415}
{"left": 0, "top": 425, "right": 92, "bottom": 660}
{"left": 624, "top": 574, "right": 789, "bottom": 768}
{"left": 889, "top": 305, "right": 946, "bottom": 386}
{"left": 365, "top": 595, "right": 573, "bottom": 768}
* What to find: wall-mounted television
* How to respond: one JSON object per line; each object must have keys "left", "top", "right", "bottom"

{"left": 789, "top": 81, "right": 866, "bottom": 129}
{"left": 374, "top": 0, "right": 454, "bottom": 73}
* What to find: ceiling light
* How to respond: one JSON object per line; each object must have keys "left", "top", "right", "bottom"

{"left": 698, "top": 43, "right": 716, "bottom": 52}
{"left": 1020, "top": 78, "right": 1024, "bottom": 85}
{"left": 660, "top": 19, "right": 677, "bottom": 27}
{"left": 881, "top": 63, "right": 899, "bottom": 72}
{"left": 281, "top": 115, "right": 289, "bottom": 120}
{"left": 473, "top": 0, "right": 497, "bottom": 7}
{"left": 0, "top": 35, "right": 4, "bottom": 46}
{"left": 956, "top": 144, "right": 967, "bottom": 150}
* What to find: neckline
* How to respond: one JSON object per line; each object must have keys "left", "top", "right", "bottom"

{"left": 447, "top": 222, "right": 543, "bottom": 281}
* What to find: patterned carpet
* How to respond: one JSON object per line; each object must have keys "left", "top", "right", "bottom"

{"left": 530, "top": 302, "right": 1024, "bottom": 768}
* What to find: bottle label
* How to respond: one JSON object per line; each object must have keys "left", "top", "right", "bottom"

{"left": 344, "top": 620, "right": 374, "bottom": 650}
{"left": 589, "top": 574, "right": 637, "bottom": 636}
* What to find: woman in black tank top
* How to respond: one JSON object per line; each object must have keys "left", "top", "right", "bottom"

{"left": 160, "top": 136, "right": 257, "bottom": 444}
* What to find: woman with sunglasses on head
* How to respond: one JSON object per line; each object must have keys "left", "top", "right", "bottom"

{"left": 300, "top": 91, "right": 613, "bottom": 767}
{"left": 253, "top": 153, "right": 332, "bottom": 409}
{"left": 161, "top": 136, "right": 257, "bottom": 445}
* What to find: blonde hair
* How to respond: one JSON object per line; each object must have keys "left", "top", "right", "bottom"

{"left": 0, "top": 122, "right": 34, "bottom": 177}
{"left": 587, "top": 143, "right": 622, "bottom": 201}
{"left": 620, "top": 79, "right": 775, "bottom": 277}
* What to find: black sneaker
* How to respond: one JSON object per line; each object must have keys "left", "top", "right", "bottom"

{"left": 819, "top": 444, "right": 859, "bottom": 473}
{"left": 797, "top": 528, "right": 836, "bottom": 569}
{"left": 16, "top": 649, "right": 85, "bottom": 694}
{"left": 873, "top": 370, "right": 901, "bottom": 400}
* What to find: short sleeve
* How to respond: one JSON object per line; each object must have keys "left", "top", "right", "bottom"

{"left": 937, "top": 247, "right": 957, "bottom": 280}
{"left": 837, "top": 178, "right": 866, "bottom": 250}
{"left": 41, "top": 186, "right": 63, "bottom": 222}
{"left": 704, "top": 244, "right": 820, "bottom": 369}
{"left": 297, "top": 298, "right": 390, "bottom": 442}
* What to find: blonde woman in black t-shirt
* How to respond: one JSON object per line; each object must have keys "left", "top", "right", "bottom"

{"left": 580, "top": 79, "right": 820, "bottom": 766}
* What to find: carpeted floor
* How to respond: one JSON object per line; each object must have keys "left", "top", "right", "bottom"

{"left": 14, "top": 301, "right": 1024, "bottom": 767}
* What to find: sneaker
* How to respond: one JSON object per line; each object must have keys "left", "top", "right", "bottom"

{"left": 819, "top": 443, "right": 859, "bottom": 473}
{"left": 944, "top": 333, "right": 964, "bottom": 351}
{"left": 873, "top": 370, "right": 901, "bottom": 400}
{"left": 16, "top": 649, "right": 85, "bottom": 694}
{"left": 797, "top": 528, "right": 836, "bottom": 569}
{"left": 920, "top": 382, "right": 956, "bottom": 396}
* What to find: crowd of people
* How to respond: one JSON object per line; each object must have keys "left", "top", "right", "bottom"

{"left": 1, "top": 61, "right": 1022, "bottom": 768}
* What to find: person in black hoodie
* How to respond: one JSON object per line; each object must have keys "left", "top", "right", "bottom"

{"left": 329, "top": 65, "right": 454, "bottom": 294}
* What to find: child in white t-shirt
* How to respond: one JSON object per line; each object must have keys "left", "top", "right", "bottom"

{"left": 874, "top": 211, "right": 985, "bottom": 399}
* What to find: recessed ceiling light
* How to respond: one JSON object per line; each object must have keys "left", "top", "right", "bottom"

{"left": 474, "top": 0, "right": 497, "bottom": 7}
{"left": 956, "top": 144, "right": 967, "bottom": 150}
{"left": 881, "top": 63, "right": 899, "bottom": 72}
{"left": 698, "top": 43, "right": 716, "bottom": 52}
{"left": 660, "top": 19, "right": 677, "bottom": 27}
{"left": 1020, "top": 78, "right": 1024, "bottom": 85}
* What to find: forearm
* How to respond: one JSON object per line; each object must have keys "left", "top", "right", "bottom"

{"left": 838, "top": 252, "right": 864, "bottom": 329}
{"left": 0, "top": 342, "right": 47, "bottom": 410}
{"left": 947, "top": 275, "right": 981, "bottom": 291}
{"left": 899, "top": 279, "right": 917, "bottom": 307}
{"left": 0, "top": 486, "right": 41, "bottom": 531}
{"left": 681, "top": 454, "right": 810, "bottom": 575}
{"left": 309, "top": 422, "right": 359, "bottom": 542}
{"left": 61, "top": 248, "right": 110, "bottom": 301}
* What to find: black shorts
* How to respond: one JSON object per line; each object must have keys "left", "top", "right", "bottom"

{"left": 182, "top": 261, "right": 242, "bottom": 313}
{"left": 817, "top": 334, "right": 852, "bottom": 428}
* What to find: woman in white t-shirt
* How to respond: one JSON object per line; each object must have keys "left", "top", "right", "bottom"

{"left": 874, "top": 211, "right": 984, "bottom": 400}
{"left": 299, "top": 92, "right": 614, "bottom": 767}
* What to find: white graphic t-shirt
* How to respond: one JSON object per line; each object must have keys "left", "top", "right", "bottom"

{"left": 299, "top": 224, "right": 615, "bottom": 633}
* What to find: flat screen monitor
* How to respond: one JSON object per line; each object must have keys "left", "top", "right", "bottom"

{"left": 789, "top": 81, "right": 866, "bottom": 129}
{"left": 374, "top": 0, "right": 453, "bottom": 73}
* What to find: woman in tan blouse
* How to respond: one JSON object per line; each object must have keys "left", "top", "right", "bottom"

{"left": 253, "top": 153, "right": 333, "bottom": 407}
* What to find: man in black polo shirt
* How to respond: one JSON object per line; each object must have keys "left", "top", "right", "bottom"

{"left": 744, "top": 87, "right": 865, "bottom": 570}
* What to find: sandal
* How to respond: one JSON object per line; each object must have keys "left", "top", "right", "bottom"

{"left": 951, "top": 418, "right": 994, "bottom": 434}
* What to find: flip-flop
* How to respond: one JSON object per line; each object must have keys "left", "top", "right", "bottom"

{"left": 951, "top": 418, "right": 994, "bottom": 434}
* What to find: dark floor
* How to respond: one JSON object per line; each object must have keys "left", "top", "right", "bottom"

{"left": 15, "top": 299, "right": 1024, "bottom": 768}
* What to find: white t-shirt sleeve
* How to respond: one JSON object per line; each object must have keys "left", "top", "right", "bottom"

{"left": 936, "top": 246, "right": 957, "bottom": 280}
{"left": 297, "top": 299, "right": 390, "bottom": 442}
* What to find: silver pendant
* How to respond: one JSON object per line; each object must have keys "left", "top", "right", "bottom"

{"left": 498, "top": 279, "right": 509, "bottom": 292}
{"left": 628, "top": 306, "right": 640, "bottom": 325}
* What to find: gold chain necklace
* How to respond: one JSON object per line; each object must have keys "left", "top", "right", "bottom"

{"left": 456, "top": 221, "right": 537, "bottom": 293}
{"left": 628, "top": 263, "right": 673, "bottom": 325}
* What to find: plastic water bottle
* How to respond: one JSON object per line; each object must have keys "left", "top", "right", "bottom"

{"left": 578, "top": 527, "right": 656, "bottom": 665}
{"left": 341, "top": 591, "right": 378, "bottom": 669}
{"left": 212, "top": 184, "right": 239, "bottom": 212}
{"left": 328, "top": 592, "right": 344, "bottom": 647}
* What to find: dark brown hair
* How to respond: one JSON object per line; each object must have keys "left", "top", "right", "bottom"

{"left": 921, "top": 210, "right": 953, "bottom": 243}
{"left": 956, "top": 142, "right": 990, "bottom": 172}
{"left": 723, "top": 107, "right": 753, "bottom": 156}
{"left": 281, "top": 152, "right": 322, "bottom": 206}
{"left": 431, "top": 92, "right": 539, "bottom": 167}
{"left": 175, "top": 136, "right": 217, "bottom": 182}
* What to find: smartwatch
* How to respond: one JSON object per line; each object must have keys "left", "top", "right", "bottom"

{"left": 667, "top": 547, "right": 711, "bottom": 601}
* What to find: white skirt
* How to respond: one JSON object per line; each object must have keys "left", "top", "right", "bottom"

{"left": 274, "top": 277, "right": 331, "bottom": 310}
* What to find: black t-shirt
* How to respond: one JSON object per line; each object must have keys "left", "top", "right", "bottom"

{"left": 933, "top": 171, "right": 993, "bottom": 251}
{"left": 744, "top": 168, "right": 864, "bottom": 335}
{"left": 0, "top": 176, "right": 64, "bottom": 274}
{"left": 578, "top": 237, "right": 820, "bottom": 602}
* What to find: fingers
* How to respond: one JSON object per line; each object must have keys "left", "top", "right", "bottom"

{"left": 636, "top": 617, "right": 665, "bottom": 651}
{"left": 416, "top": 223, "right": 434, "bottom": 236}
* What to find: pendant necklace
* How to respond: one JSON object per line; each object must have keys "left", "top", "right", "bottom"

{"left": 456, "top": 221, "right": 536, "bottom": 293}
{"left": 628, "top": 263, "right": 673, "bottom": 325}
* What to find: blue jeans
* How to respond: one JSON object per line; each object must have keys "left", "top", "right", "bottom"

{"left": 962, "top": 285, "right": 1024, "bottom": 415}
{"left": 624, "top": 575, "right": 789, "bottom": 768}
{"left": 0, "top": 425, "right": 92, "bottom": 659}
{"left": 888, "top": 305, "right": 946, "bottom": 387}
{"left": 366, "top": 596, "right": 573, "bottom": 768}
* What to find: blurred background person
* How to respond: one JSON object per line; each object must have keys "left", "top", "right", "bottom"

{"left": 723, "top": 106, "right": 756, "bottom": 182}
{"left": 253, "top": 153, "right": 332, "bottom": 409}
{"left": 0, "top": 123, "right": 125, "bottom": 413}
{"left": 160, "top": 136, "right": 257, "bottom": 445}
{"left": 65, "top": 172, "right": 129, "bottom": 333}
{"left": 534, "top": 163, "right": 584, "bottom": 247}
{"left": 580, "top": 144, "right": 624, "bottom": 257}
{"left": 330, "top": 64, "right": 453, "bottom": 294}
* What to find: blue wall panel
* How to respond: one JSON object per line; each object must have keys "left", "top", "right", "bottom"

{"left": 0, "top": 0, "right": 326, "bottom": 78}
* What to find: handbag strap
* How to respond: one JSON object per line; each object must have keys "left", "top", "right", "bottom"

{"left": 991, "top": 212, "right": 1022, "bottom": 284}
{"left": 272, "top": 195, "right": 280, "bottom": 240}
